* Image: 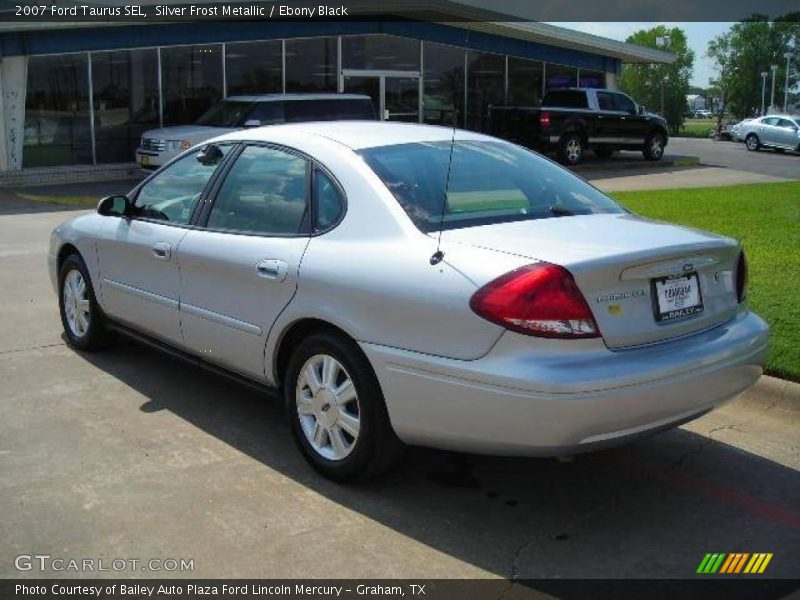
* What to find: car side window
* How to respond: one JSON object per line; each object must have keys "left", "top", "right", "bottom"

{"left": 314, "top": 168, "right": 344, "bottom": 231}
{"left": 134, "top": 145, "right": 230, "bottom": 224}
{"left": 762, "top": 117, "right": 779, "bottom": 126}
{"left": 612, "top": 94, "right": 635, "bottom": 114}
{"left": 596, "top": 92, "right": 616, "bottom": 111}
{"left": 206, "top": 145, "right": 310, "bottom": 235}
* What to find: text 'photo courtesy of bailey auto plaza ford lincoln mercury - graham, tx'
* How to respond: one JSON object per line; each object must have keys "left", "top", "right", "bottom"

{"left": 1, "top": 0, "right": 799, "bottom": 598}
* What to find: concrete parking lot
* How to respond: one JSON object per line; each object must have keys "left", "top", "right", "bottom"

{"left": 1, "top": 198, "right": 799, "bottom": 587}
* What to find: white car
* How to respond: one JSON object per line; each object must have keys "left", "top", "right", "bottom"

{"left": 52, "top": 122, "right": 768, "bottom": 481}
{"left": 135, "top": 94, "right": 376, "bottom": 170}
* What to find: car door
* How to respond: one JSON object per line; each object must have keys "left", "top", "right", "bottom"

{"left": 176, "top": 143, "right": 318, "bottom": 380}
{"left": 594, "top": 91, "right": 623, "bottom": 144}
{"left": 96, "top": 146, "right": 233, "bottom": 345}
{"left": 757, "top": 117, "right": 780, "bottom": 145}
{"left": 773, "top": 118, "right": 799, "bottom": 148}
{"left": 611, "top": 92, "right": 647, "bottom": 143}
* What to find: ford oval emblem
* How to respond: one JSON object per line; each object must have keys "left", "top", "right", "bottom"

{"left": 682, "top": 262, "right": 694, "bottom": 273}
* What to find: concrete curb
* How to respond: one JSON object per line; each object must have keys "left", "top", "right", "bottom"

{"left": 740, "top": 375, "right": 800, "bottom": 413}
{"left": 571, "top": 155, "right": 700, "bottom": 173}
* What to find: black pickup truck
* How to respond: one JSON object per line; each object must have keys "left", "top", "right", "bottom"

{"left": 489, "top": 88, "right": 669, "bottom": 165}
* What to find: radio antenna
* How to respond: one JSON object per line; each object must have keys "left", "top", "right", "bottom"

{"left": 430, "top": 30, "right": 469, "bottom": 266}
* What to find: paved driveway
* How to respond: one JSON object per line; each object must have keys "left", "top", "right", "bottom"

{"left": 1, "top": 201, "right": 798, "bottom": 588}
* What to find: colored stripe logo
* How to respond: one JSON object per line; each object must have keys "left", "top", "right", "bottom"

{"left": 697, "top": 553, "right": 773, "bottom": 574}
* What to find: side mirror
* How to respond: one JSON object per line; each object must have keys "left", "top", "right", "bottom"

{"left": 637, "top": 105, "right": 645, "bottom": 115}
{"left": 196, "top": 144, "right": 224, "bottom": 166}
{"left": 243, "top": 119, "right": 261, "bottom": 128}
{"left": 97, "top": 195, "right": 130, "bottom": 217}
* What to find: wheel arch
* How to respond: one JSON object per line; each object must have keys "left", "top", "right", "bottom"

{"left": 56, "top": 242, "right": 82, "bottom": 274}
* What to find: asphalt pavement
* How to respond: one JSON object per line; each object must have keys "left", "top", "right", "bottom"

{"left": 0, "top": 202, "right": 798, "bottom": 586}
{"left": 667, "top": 137, "right": 800, "bottom": 180}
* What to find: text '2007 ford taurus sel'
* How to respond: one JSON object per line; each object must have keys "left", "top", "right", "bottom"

{"left": 50, "top": 122, "right": 769, "bottom": 481}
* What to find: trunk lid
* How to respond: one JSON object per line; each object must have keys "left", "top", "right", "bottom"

{"left": 442, "top": 214, "right": 741, "bottom": 348}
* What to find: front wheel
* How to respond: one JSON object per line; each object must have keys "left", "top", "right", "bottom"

{"left": 285, "top": 332, "right": 404, "bottom": 482}
{"left": 557, "top": 133, "right": 584, "bottom": 165}
{"left": 745, "top": 134, "right": 760, "bottom": 151}
{"left": 642, "top": 132, "right": 666, "bottom": 161}
{"left": 58, "top": 253, "right": 112, "bottom": 351}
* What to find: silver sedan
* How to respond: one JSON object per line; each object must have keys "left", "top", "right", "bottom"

{"left": 49, "top": 122, "right": 769, "bottom": 481}
{"left": 734, "top": 115, "right": 800, "bottom": 152}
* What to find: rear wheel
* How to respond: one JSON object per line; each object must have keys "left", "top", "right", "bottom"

{"left": 745, "top": 133, "right": 760, "bottom": 151}
{"left": 284, "top": 332, "right": 403, "bottom": 482}
{"left": 557, "top": 133, "right": 583, "bottom": 165}
{"left": 58, "top": 253, "right": 112, "bottom": 351}
{"left": 642, "top": 132, "right": 666, "bottom": 161}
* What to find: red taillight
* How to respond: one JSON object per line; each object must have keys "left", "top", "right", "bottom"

{"left": 736, "top": 250, "right": 748, "bottom": 303}
{"left": 470, "top": 263, "right": 600, "bottom": 339}
{"left": 540, "top": 111, "right": 551, "bottom": 129}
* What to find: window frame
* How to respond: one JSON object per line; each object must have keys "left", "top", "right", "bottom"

{"left": 195, "top": 141, "right": 348, "bottom": 238}
{"left": 127, "top": 142, "right": 239, "bottom": 229}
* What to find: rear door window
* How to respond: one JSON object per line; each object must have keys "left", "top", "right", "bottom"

{"left": 542, "top": 91, "right": 588, "bottom": 109}
{"left": 314, "top": 168, "right": 345, "bottom": 232}
{"left": 205, "top": 145, "right": 310, "bottom": 235}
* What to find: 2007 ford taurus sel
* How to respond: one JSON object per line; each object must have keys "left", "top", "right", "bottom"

{"left": 49, "top": 122, "right": 769, "bottom": 481}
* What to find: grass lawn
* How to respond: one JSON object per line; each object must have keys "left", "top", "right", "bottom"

{"left": 612, "top": 181, "right": 800, "bottom": 382}
{"left": 677, "top": 118, "right": 716, "bottom": 138}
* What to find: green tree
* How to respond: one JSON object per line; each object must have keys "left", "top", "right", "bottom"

{"left": 619, "top": 26, "right": 694, "bottom": 135}
{"left": 707, "top": 14, "right": 800, "bottom": 120}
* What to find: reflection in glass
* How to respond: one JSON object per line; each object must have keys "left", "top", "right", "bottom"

{"left": 579, "top": 69, "right": 606, "bottom": 89}
{"left": 285, "top": 37, "right": 337, "bottom": 93}
{"left": 545, "top": 63, "right": 577, "bottom": 90}
{"left": 161, "top": 44, "right": 223, "bottom": 125}
{"left": 466, "top": 50, "right": 505, "bottom": 132}
{"left": 226, "top": 41, "right": 283, "bottom": 96}
{"left": 23, "top": 54, "right": 92, "bottom": 167}
{"left": 507, "top": 57, "right": 543, "bottom": 105}
{"left": 342, "top": 35, "right": 419, "bottom": 71}
{"left": 423, "top": 42, "right": 464, "bottom": 126}
{"left": 92, "top": 49, "right": 159, "bottom": 164}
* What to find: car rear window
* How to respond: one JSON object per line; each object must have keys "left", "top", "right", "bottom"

{"left": 542, "top": 90, "right": 589, "bottom": 109}
{"left": 360, "top": 140, "right": 624, "bottom": 232}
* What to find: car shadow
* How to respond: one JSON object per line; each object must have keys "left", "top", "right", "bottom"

{"left": 72, "top": 336, "right": 800, "bottom": 589}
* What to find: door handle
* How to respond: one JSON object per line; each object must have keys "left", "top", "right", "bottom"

{"left": 256, "top": 259, "right": 288, "bottom": 282}
{"left": 151, "top": 242, "right": 171, "bottom": 261}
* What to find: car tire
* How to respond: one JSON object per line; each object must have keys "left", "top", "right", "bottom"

{"left": 284, "top": 331, "right": 404, "bottom": 482}
{"left": 557, "top": 133, "right": 584, "bottom": 165}
{"left": 642, "top": 132, "right": 666, "bottom": 161}
{"left": 594, "top": 147, "right": 615, "bottom": 159}
{"left": 745, "top": 134, "right": 760, "bottom": 152}
{"left": 58, "top": 253, "right": 113, "bottom": 351}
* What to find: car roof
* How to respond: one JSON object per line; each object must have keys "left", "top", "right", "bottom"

{"left": 212, "top": 121, "right": 498, "bottom": 150}
{"left": 224, "top": 93, "right": 372, "bottom": 103}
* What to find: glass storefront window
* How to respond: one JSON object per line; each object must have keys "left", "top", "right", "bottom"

{"left": 285, "top": 37, "right": 337, "bottom": 93}
{"left": 466, "top": 50, "right": 504, "bottom": 133}
{"left": 507, "top": 57, "right": 543, "bottom": 106}
{"left": 23, "top": 54, "right": 92, "bottom": 167}
{"left": 342, "top": 34, "right": 419, "bottom": 71}
{"left": 226, "top": 41, "right": 283, "bottom": 96}
{"left": 545, "top": 63, "right": 577, "bottom": 90}
{"left": 161, "top": 44, "right": 223, "bottom": 125}
{"left": 579, "top": 69, "right": 606, "bottom": 88}
{"left": 422, "top": 42, "right": 464, "bottom": 126}
{"left": 92, "top": 49, "right": 159, "bottom": 164}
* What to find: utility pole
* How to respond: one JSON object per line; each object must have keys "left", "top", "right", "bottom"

{"left": 770, "top": 64, "right": 778, "bottom": 112}
{"left": 761, "top": 72, "right": 768, "bottom": 115}
{"left": 784, "top": 52, "right": 793, "bottom": 112}
{"left": 656, "top": 36, "right": 669, "bottom": 118}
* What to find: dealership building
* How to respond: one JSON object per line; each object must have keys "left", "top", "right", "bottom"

{"left": 0, "top": 7, "right": 673, "bottom": 182}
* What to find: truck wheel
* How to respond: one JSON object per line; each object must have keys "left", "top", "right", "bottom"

{"left": 594, "top": 147, "right": 615, "bottom": 159}
{"left": 643, "top": 132, "right": 666, "bottom": 161}
{"left": 557, "top": 133, "right": 583, "bottom": 165}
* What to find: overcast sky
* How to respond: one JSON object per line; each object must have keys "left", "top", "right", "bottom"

{"left": 554, "top": 22, "right": 735, "bottom": 88}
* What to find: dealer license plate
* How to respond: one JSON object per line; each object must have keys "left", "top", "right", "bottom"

{"left": 652, "top": 273, "right": 704, "bottom": 322}
{"left": 139, "top": 155, "right": 150, "bottom": 166}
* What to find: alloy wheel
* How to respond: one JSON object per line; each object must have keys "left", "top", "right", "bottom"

{"left": 650, "top": 136, "right": 664, "bottom": 158}
{"left": 296, "top": 354, "right": 361, "bottom": 461}
{"left": 565, "top": 138, "right": 581, "bottom": 163}
{"left": 63, "top": 269, "right": 90, "bottom": 338}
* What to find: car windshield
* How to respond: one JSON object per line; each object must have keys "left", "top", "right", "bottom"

{"left": 195, "top": 101, "right": 255, "bottom": 127}
{"left": 359, "top": 140, "right": 625, "bottom": 232}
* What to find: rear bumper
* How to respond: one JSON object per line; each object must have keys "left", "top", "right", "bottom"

{"left": 362, "top": 311, "right": 769, "bottom": 455}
